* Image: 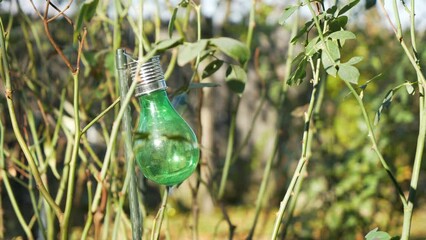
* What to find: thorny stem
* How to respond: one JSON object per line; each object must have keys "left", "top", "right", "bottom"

{"left": 270, "top": 57, "right": 321, "bottom": 239}
{"left": 280, "top": 72, "right": 326, "bottom": 239}
{"left": 343, "top": 81, "right": 407, "bottom": 206}
{"left": 379, "top": 0, "right": 426, "bottom": 238}
{"left": 312, "top": 0, "right": 407, "bottom": 207}
{"left": 247, "top": 2, "right": 297, "bottom": 237}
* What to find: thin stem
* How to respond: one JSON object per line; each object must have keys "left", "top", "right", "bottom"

{"left": 54, "top": 125, "right": 74, "bottom": 205}
{"left": 344, "top": 80, "right": 407, "bottom": 205}
{"left": 81, "top": 180, "right": 93, "bottom": 239}
{"left": 410, "top": 0, "right": 417, "bottom": 54}
{"left": 0, "top": 17, "right": 63, "bottom": 223}
{"left": 217, "top": 100, "right": 238, "bottom": 200}
{"left": 91, "top": 79, "right": 139, "bottom": 213}
{"left": 112, "top": 155, "right": 134, "bottom": 239}
{"left": 151, "top": 187, "right": 169, "bottom": 240}
{"left": 81, "top": 98, "right": 121, "bottom": 135}
{"left": 247, "top": 4, "right": 298, "bottom": 237}
{"left": 271, "top": 58, "right": 321, "bottom": 239}
{"left": 61, "top": 71, "right": 82, "bottom": 240}
{"left": 401, "top": 0, "right": 426, "bottom": 238}
{"left": 0, "top": 124, "right": 34, "bottom": 240}
{"left": 280, "top": 70, "right": 326, "bottom": 239}
{"left": 188, "top": 4, "right": 203, "bottom": 240}
{"left": 392, "top": 0, "right": 403, "bottom": 39}
{"left": 28, "top": 176, "right": 47, "bottom": 240}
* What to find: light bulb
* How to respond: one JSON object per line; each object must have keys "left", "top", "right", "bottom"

{"left": 131, "top": 56, "right": 199, "bottom": 186}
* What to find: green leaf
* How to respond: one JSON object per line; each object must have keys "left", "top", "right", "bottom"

{"left": 279, "top": 5, "right": 299, "bottom": 25}
{"left": 291, "top": 19, "right": 315, "bottom": 43}
{"left": 329, "top": 15, "right": 348, "bottom": 32}
{"left": 321, "top": 41, "right": 340, "bottom": 77}
{"left": 339, "top": 0, "right": 360, "bottom": 15}
{"left": 74, "top": 0, "right": 99, "bottom": 42}
{"left": 365, "top": 228, "right": 391, "bottom": 240}
{"left": 154, "top": 37, "right": 183, "bottom": 51}
{"left": 225, "top": 65, "right": 247, "bottom": 94}
{"left": 202, "top": 59, "right": 224, "bottom": 78}
{"left": 322, "top": 51, "right": 336, "bottom": 76}
{"left": 326, "top": 40, "right": 340, "bottom": 62}
{"left": 75, "top": 0, "right": 99, "bottom": 32}
{"left": 374, "top": 90, "right": 393, "bottom": 125}
{"left": 168, "top": 7, "right": 178, "bottom": 38}
{"left": 189, "top": 82, "right": 220, "bottom": 89}
{"left": 178, "top": 0, "right": 189, "bottom": 7}
{"left": 133, "top": 131, "right": 151, "bottom": 140}
{"left": 177, "top": 39, "right": 208, "bottom": 66}
{"left": 405, "top": 82, "right": 415, "bottom": 95}
{"left": 338, "top": 64, "right": 360, "bottom": 84}
{"left": 104, "top": 51, "right": 115, "bottom": 74}
{"left": 210, "top": 37, "right": 250, "bottom": 65}
{"left": 287, "top": 53, "right": 308, "bottom": 85}
{"left": 346, "top": 56, "right": 363, "bottom": 65}
{"left": 85, "top": 0, "right": 99, "bottom": 20}
{"left": 326, "top": 5, "right": 338, "bottom": 15}
{"left": 366, "top": 0, "right": 377, "bottom": 9}
{"left": 305, "top": 36, "right": 321, "bottom": 57}
{"left": 328, "top": 30, "right": 356, "bottom": 41}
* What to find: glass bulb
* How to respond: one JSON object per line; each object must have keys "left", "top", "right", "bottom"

{"left": 132, "top": 56, "right": 199, "bottom": 186}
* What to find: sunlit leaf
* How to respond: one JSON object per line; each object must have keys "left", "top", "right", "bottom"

{"left": 279, "top": 5, "right": 299, "bottom": 25}
{"left": 210, "top": 37, "right": 249, "bottom": 64}
{"left": 305, "top": 36, "right": 321, "bottom": 57}
{"left": 329, "top": 30, "right": 356, "bottom": 41}
{"left": 202, "top": 59, "right": 224, "bottom": 78}
{"left": 346, "top": 56, "right": 363, "bottom": 65}
{"left": 338, "top": 64, "right": 360, "bottom": 84}
{"left": 365, "top": 227, "right": 392, "bottom": 240}
{"left": 327, "top": 40, "right": 341, "bottom": 62}
{"left": 225, "top": 64, "right": 247, "bottom": 94}
{"left": 405, "top": 82, "right": 415, "bottom": 95}
{"left": 177, "top": 39, "right": 208, "bottom": 66}
{"left": 321, "top": 42, "right": 339, "bottom": 77}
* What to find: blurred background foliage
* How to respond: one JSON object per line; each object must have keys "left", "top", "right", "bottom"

{"left": 1, "top": 0, "right": 426, "bottom": 239}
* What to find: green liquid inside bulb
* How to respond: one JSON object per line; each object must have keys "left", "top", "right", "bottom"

{"left": 134, "top": 90, "right": 199, "bottom": 186}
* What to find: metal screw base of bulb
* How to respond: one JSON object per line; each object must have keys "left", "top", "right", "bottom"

{"left": 129, "top": 56, "right": 167, "bottom": 97}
